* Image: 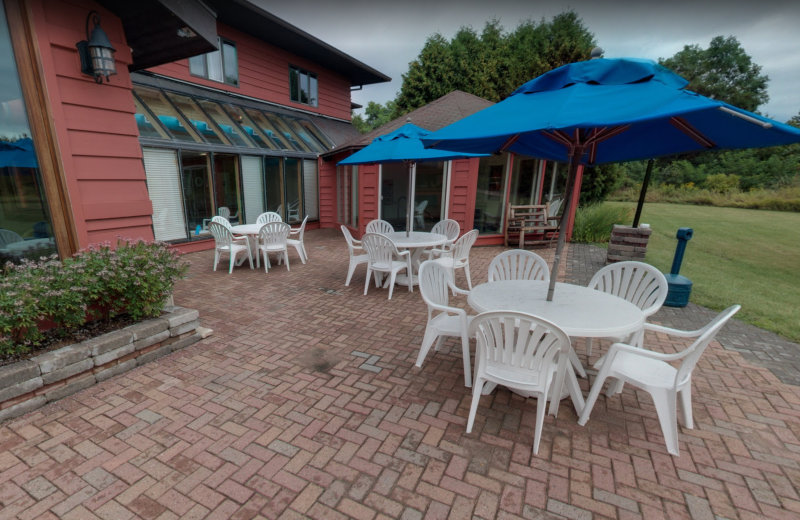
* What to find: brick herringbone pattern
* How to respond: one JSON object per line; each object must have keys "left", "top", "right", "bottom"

{"left": 1, "top": 228, "right": 800, "bottom": 520}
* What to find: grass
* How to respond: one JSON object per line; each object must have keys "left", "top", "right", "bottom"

{"left": 609, "top": 184, "right": 800, "bottom": 212}
{"left": 602, "top": 202, "right": 800, "bottom": 342}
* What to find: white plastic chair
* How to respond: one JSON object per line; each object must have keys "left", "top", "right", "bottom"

{"left": 488, "top": 250, "right": 550, "bottom": 282}
{"left": 0, "top": 229, "right": 24, "bottom": 248}
{"left": 547, "top": 198, "right": 562, "bottom": 226}
{"left": 361, "top": 233, "right": 412, "bottom": 299}
{"left": 415, "top": 200, "right": 428, "bottom": 229}
{"left": 256, "top": 212, "right": 282, "bottom": 225}
{"left": 218, "top": 207, "right": 231, "bottom": 219}
{"left": 578, "top": 305, "right": 740, "bottom": 456}
{"left": 209, "top": 221, "right": 253, "bottom": 274}
{"left": 287, "top": 216, "right": 308, "bottom": 264}
{"left": 342, "top": 225, "right": 369, "bottom": 286}
{"left": 430, "top": 229, "right": 478, "bottom": 290}
{"left": 585, "top": 261, "right": 669, "bottom": 356}
{"left": 467, "top": 311, "right": 571, "bottom": 455}
{"left": 416, "top": 261, "right": 474, "bottom": 387}
{"left": 424, "top": 220, "right": 460, "bottom": 259}
{"left": 257, "top": 222, "right": 290, "bottom": 273}
{"left": 366, "top": 219, "right": 394, "bottom": 235}
{"left": 288, "top": 200, "right": 300, "bottom": 222}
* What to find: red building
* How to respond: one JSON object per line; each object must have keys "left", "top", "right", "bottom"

{"left": 0, "top": 0, "right": 388, "bottom": 260}
{"left": 320, "top": 91, "right": 584, "bottom": 245}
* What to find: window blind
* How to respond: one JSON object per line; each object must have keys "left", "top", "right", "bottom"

{"left": 241, "top": 156, "right": 264, "bottom": 224}
{"left": 303, "top": 159, "right": 319, "bottom": 220}
{"left": 142, "top": 148, "right": 187, "bottom": 242}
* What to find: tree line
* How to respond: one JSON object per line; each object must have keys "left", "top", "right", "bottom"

{"left": 352, "top": 11, "right": 799, "bottom": 201}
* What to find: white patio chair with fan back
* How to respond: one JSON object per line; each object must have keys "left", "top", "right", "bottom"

{"left": 416, "top": 261, "right": 474, "bottom": 387}
{"left": 365, "top": 219, "right": 394, "bottom": 235}
{"left": 209, "top": 221, "right": 253, "bottom": 274}
{"left": 287, "top": 216, "right": 308, "bottom": 264}
{"left": 256, "top": 222, "right": 291, "bottom": 273}
{"left": 342, "top": 225, "right": 369, "bottom": 286}
{"left": 415, "top": 199, "right": 428, "bottom": 229}
{"left": 429, "top": 229, "right": 478, "bottom": 290}
{"left": 584, "top": 261, "right": 669, "bottom": 357}
{"left": 288, "top": 201, "right": 300, "bottom": 222}
{"left": 361, "top": 233, "right": 412, "bottom": 300}
{"left": 578, "top": 305, "right": 740, "bottom": 456}
{"left": 423, "top": 219, "right": 460, "bottom": 260}
{"left": 256, "top": 212, "right": 282, "bottom": 225}
{"left": 487, "top": 250, "right": 550, "bottom": 282}
{"left": 0, "top": 229, "right": 24, "bottom": 249}
{"left": 467, "top": 311, "right": 571, "bottom": 455}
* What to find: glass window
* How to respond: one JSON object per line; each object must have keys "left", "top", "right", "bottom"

{"left": 289, "top": 66, "right": 318, "bottom": 107}
{"left": 264, "top": 157, "right": 283, "bottom": 213}
{"left": 132, "top": 95, "right": 170, "bottom": 139}
{"left": 264, "top": 113, "right": 310, "bottom": 152}
{"left": 213, "top": 154, "right": 241, "bottom": 224}
{"left": 189, "top": 38, "right": 237, "bottom": 86}
{"left": 541, "top": 161, "right": 566, "bottom": 203}
{"left": 165, "top": 92, "right": 229, "bottom": 146}
{"left": 244, "top": 109, "right": 290, "bottom": 150}
{"left": 380, "top": 163, "right": 408, "bottom": 231}
{"left": 475, "top": 154, "right": 510, "bottom": 235}
{"left": 241, "top": 156, "right": 264, "bottom": 224}
{"left": 413, "top": 162, "right": 445, "bottom": 232}
{"left": 510, "top": 155, "right": 543, "bottom": 206}
{"left": 195, "top": 100, "right": 253, "bottom": 147}
{"left": 221, "top": 104, "right": 276, "bottom": 150}
{"left": 284, "top": 158, "right": 303, "bottom": 223}
{"left": 134, "top": 86, "right": 202, "bottom": 143}
{"left": 337, "top": 165, "right": 358, "bottom": 228}
{"left": 298, "top": 119, "right": 331, "bottom": 149}
{"left": 0, "top": 3, "right": 57, "bottom": 261}
{"left": 180, "top": 152, "right": 214, "bottom": 239}
{"left": 284, "top": 117, "right": 325, "bottom": 153}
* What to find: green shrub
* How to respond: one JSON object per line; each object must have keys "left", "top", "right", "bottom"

{"left": 572, "top": 203, "right": 633, "bottom": 243}
{"left": 704, "top": 173, "right": 740, "bottom": 194}
{"left": 0, "top": 239, "right": 187, "bottom": 356}
{"left": 609, "top": 183, "right": 800, "bottom": 212}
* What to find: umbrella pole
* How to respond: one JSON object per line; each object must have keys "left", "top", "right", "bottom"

{"left": 547, "top": 146, "right": 584, "bottom": 302}
{"left": 632, "top": 159, "right": 654, "bottom": 228}
{"left": 406, "top": 162, "right": 415, "bottom": 237}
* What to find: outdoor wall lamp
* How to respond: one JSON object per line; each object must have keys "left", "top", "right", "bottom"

{"left": 76, "top": 11, "right": 117, "bottom": 84}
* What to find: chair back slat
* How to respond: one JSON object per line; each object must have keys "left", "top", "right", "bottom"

{"left": 361, "top": 233, "right": 396, "bottom": 265}
{"left": 218, "top": 207, "right": 231, "bottom": 219}
{"left": 208, "top": 221, "right": 233, "bottom": 248}
{"left": 341, "top": 225, "right": 360, "bottom": 255}
{"left": 488, "top": 250, "right": 550, "bottom": 282}
{"left": 431, "top": 220, "right": 460, "bottom": 242}
{"left": 675, "top": 305, "right": 740, "bottom": 387}
{"left": 589, "top": 261, "right": 668, "bottom": 317}
{"left": 365, "top": 219, "right": 394, "bottom": 235}
{"left": 257, "top": 212, "right": 282, "bottom": 225}
{"left": 450, "top": 229, "right": 478, "bottom": 263}
{"left": 258, "top": 222, "right": 290, "bottom": 246}
{"left": 211, "top": 215, "right": 231, "bottom": 229}
{"left": 419, "top": 261, "right": 452, "bottom": 309}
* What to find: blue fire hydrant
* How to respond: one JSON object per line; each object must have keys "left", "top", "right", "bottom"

{"left": 664, "top": 227, "right": 693, "bottom": 307}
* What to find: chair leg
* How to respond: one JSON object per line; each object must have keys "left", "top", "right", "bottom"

{"left": 464, "top": 262, "right": 472, "bottom": 290}
{"left": 301, "top": 243, "right": 308, "bottom": 262}
{"left": 568, "top": 347, "right": 587, "bottom": 378}
{"left": 466, "top": 378, "right": 484, "bottom": 434}
{"left": 578, "top": 373, "right": 609, "bottom": 426}
{"left": 228, "top": 252, "right": 236, "bottom": 274}
{"left": 533, "top": 394, "right": 547, "bottom": 455}
{"left": 651, "top": 389, "right": 680, "bottom": 456}
{"left": 284, "top": 250, "right": 290, "bottom": 271}
{"left": 364, "top": 267, "right": 372, "bottom": 295}
{"left": 247, "top": 248, "right": 254, "bottom": 270}
{"left": 605, "top": 378, "right": 624, "bottom": 397}
{"left": 255, "top": 245, "right": 260, "bottom": 269}
{"left": 461, "top": 331, "right": 472, "bottom": 388}
{"left": 679, "top": 383, "right": 693, "bottom": 429}
{"left": 213, "top": 250, "right": 220, "bottom": 271}
{"left": 586, "top": 337, "right": 593, "bottom": 357}
{"left": 296, "top": 244, "right": 306, "bottom": 264}
{"left": 345, "top": 259, "right": 357, "bottom": 286}
{"left": 416, "top": 327, "right": 438, "bottom": 367}
{"left": 434, "top": 335, "right": 446, "bottom": 352}
{"left": 388, "top": 271, "right": 396, "bottom": 300}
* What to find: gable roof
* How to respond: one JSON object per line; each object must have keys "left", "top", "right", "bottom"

{"left": 321, "top": 90, "right": 494, "bottom": 158}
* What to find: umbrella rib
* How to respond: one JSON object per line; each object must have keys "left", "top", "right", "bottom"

{"left": 544, "top": 131, "right": 573, "bottom": 148}
{"left": 498, "top": 133, "right": 521, "bottom": 153}
{"left": 670, "top": 117, "right": 716, "bottom": 148}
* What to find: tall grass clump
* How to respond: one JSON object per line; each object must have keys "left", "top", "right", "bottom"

{"left": 572, "top": 203, "right": 633, "bottom": 243}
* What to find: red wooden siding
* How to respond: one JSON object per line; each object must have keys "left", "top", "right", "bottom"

{"left": 447, "top": 158, "right": 479, "bottom": 236}
{"left": 148, "top": 23, "right": 353, "bottom": 121}
{"left": 359, "top": 164, "right": 379, "bottom": 236}
{"left": 31, "top": 0, "right": 155, "bottom": 248}
{"left": 318, "top": 156, "right": 339, "bottom": 230}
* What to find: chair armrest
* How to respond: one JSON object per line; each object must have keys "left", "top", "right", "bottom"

{"left": 644, "top": 322, "right": 704, "bottom": 338}
{"left": 602, "top": 342, "right": 689, "bottom": 366}
{"left": 449, "top": 284, "right": 470, "bottom": 296}
{"left": 395, "top": 249, "right": 411, "bottom": 258}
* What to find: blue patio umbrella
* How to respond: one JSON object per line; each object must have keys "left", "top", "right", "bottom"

{"left": 338, "top": 122, "right": 487, "bottom": 235}
{"left": 0, "top": 138, "right": 38, "bottom": 169}
{"left": 422, "top": 56, "right": 800, "bottom": 300}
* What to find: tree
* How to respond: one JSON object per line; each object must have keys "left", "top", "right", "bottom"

{"left": 350, "top": 111, "right": 370, "bottom": 134}
{"left": 393, "top": 11, "right": 595, "bottom": 118}
{"left": 788, "top": 110, "right": 800, "bottom": 129}
{"left": 659, "top": 36, "right": 769, "bottom": 112}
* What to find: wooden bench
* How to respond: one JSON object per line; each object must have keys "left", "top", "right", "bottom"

{"left": 504, "top": 203, "right": 561, "bottom": 248}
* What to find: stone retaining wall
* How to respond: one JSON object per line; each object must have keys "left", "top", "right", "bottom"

{"left": 0, "top": 306, "right": 202, "bottom": 423}
{"left": 606, "top": 225, "right": 652, "bottom": 263}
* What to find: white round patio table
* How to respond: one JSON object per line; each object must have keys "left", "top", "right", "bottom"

{"left": 467, "top": 280, "right": 645, "bottom": 416}
{"left": 384, "top": 231, "right": 448, "bottom": 286}
{"left": 230, "top": 224, "right": 265, "bottom": 266}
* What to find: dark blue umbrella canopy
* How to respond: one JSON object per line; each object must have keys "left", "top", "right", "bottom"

{"left": 338, "top": 123, "right": 487, "bottom": 166}
{"left": 422, "top": 58, "right": 800, "bottom": 164}
{"left": 0, "top": 138, "right": 39, "bottom": 169}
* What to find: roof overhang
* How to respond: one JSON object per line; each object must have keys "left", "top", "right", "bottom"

{"left": 96, "top": 0, "right": 219, "bottom": 71}
{"left": 204, "top": 0, "right": 391, "bottom": 86}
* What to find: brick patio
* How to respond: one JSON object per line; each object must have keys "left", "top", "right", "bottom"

{"left": 1, "top": 228, "right": 800, "bottom": 520}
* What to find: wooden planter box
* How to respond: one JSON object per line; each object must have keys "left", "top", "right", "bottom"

{"left": 0, "top": 306, "right": 202, "bottom": 423}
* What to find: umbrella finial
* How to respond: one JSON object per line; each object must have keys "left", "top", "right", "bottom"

{"left": 406, "top": 117, "right": 411, "bottom": 123}
{"left": 590, "top": 47, "right": 604, "bottom": 60}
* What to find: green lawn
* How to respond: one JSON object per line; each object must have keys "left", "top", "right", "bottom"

{"left": 606, "top": 202, "right": 800, "bottom": 342}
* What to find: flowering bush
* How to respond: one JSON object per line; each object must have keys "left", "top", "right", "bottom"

{"left": 0, "top": 239, "right": 187, "bottom": 356}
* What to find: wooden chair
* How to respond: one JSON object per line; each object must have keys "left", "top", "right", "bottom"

{"left": 503, "top": 204, "right": 559, "bottom": 248}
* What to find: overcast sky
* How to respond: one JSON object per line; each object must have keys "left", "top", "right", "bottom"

{"left": 254, "top": 0, "right": 800, "bottom": 123}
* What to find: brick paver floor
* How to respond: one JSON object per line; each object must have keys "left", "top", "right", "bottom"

{"left": 2, "top": 228, "right": 800, "bottom": 520}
